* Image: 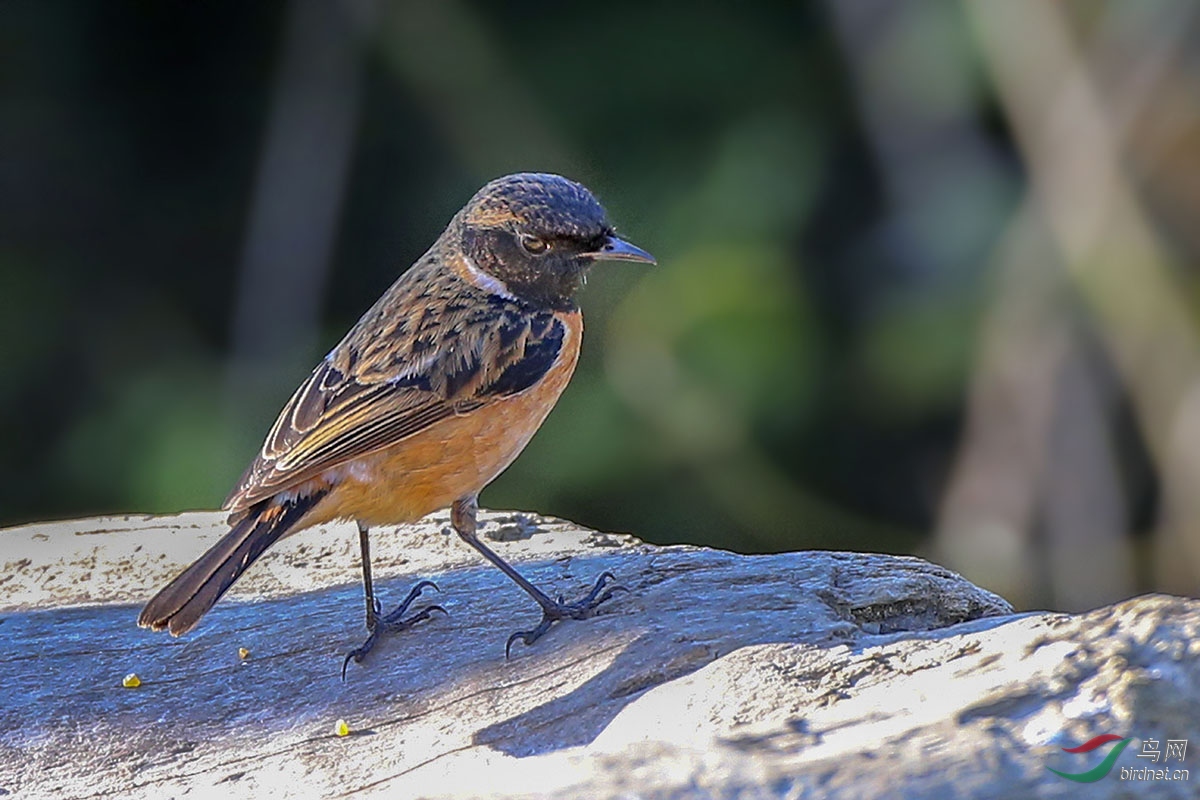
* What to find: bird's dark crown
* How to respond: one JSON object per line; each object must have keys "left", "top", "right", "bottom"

{"left": 463, "top": 173, "right": 613, "bottom": 243}
{"left": 454, "top": 173, "right": 616, "bottom": 310}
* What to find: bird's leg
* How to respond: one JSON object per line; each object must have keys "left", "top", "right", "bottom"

{"left": 358, "top": 520, "right": 378, "bottom": 630}
{"left": 450, "top": 496, "right": 626, "bottom": 657}
{"left": 342, "top": 522, "right": 445, "bottom": 680}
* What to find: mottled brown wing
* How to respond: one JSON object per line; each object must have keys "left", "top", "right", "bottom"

{"left": 222, "top": 304, "right": 565, "bottom": 514}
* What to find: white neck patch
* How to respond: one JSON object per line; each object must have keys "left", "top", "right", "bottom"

{"left": 461, "top": 253, "right": 517, "bottom": 301}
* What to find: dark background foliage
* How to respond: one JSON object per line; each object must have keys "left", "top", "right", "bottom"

{"left": 4, "top": 0, "right": 1199, "bottom": 610}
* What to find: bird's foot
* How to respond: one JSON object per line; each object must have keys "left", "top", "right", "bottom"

{"left": 342, "top": 580, "right": 445, "bottom": 679}
{"left": 505, "top": 571, "right": 626, "bottom": 658}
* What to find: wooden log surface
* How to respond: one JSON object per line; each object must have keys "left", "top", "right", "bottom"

{"left": 0, "top": 510, "right": 1014, "bottom": 798}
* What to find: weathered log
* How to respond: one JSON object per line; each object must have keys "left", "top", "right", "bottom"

{"left": 1, "top": 511, "right": 1195, "bottom": 798}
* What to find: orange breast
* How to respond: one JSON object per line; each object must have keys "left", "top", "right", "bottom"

{"left": 297, "top": 312, "right": 582, "bottom": 529}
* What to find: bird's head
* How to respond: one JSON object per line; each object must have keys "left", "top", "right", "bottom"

{"left": 453, "top": 173, "right": 655, "bottom": 309}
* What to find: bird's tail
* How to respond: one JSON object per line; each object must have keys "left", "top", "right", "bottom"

{"left": 137, "top": 490, "right": 328, "bottom": 636}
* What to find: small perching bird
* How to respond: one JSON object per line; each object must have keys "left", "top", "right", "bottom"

{"left": 137, "top": 173, "right": 655, "bottom": 675}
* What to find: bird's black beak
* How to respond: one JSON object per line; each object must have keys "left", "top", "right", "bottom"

{"left": 586, "top": 235, "right": 656, "bottom": 265}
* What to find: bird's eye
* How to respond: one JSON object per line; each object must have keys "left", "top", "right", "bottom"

{"left": 520, "top": 234, "right": 549, "bottom": 255}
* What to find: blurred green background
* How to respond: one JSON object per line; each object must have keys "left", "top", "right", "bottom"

{"left": 4, "top": 0, "right": 1200, "bottom": 610}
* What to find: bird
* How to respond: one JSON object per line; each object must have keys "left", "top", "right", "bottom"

{"left": 137, "top": 172, "right": 655, "bottom": 674}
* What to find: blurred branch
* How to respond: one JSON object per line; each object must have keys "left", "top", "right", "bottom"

{"left": 932, "top": 205, "right": 1087, "bottom": 606}
{"left": 828, "top": 0, "right": 1009, "bottom": 267}
{"left": 950, "top": 0, "right": 1200, "bottom": 598}
{"left": 830, "top": 0, "right": 1200, "bottom": 605}
{"left": 228, "top": 0, "right": 371, "bottom": 389}
{"left": 827, "top": 2, "right": 1098, "bottom": 604}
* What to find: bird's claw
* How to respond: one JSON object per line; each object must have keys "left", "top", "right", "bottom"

{"left": 379, "top": 580, "right": 442, "bottom": 626}
{"left": 504, "top": 571, "right": 628, "bottom": 659}
{"left": 341, "top": 580, "right": 446, "bottom": 680}
{"left": 341, "top": 634, "right": 378, "bottom": 680}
